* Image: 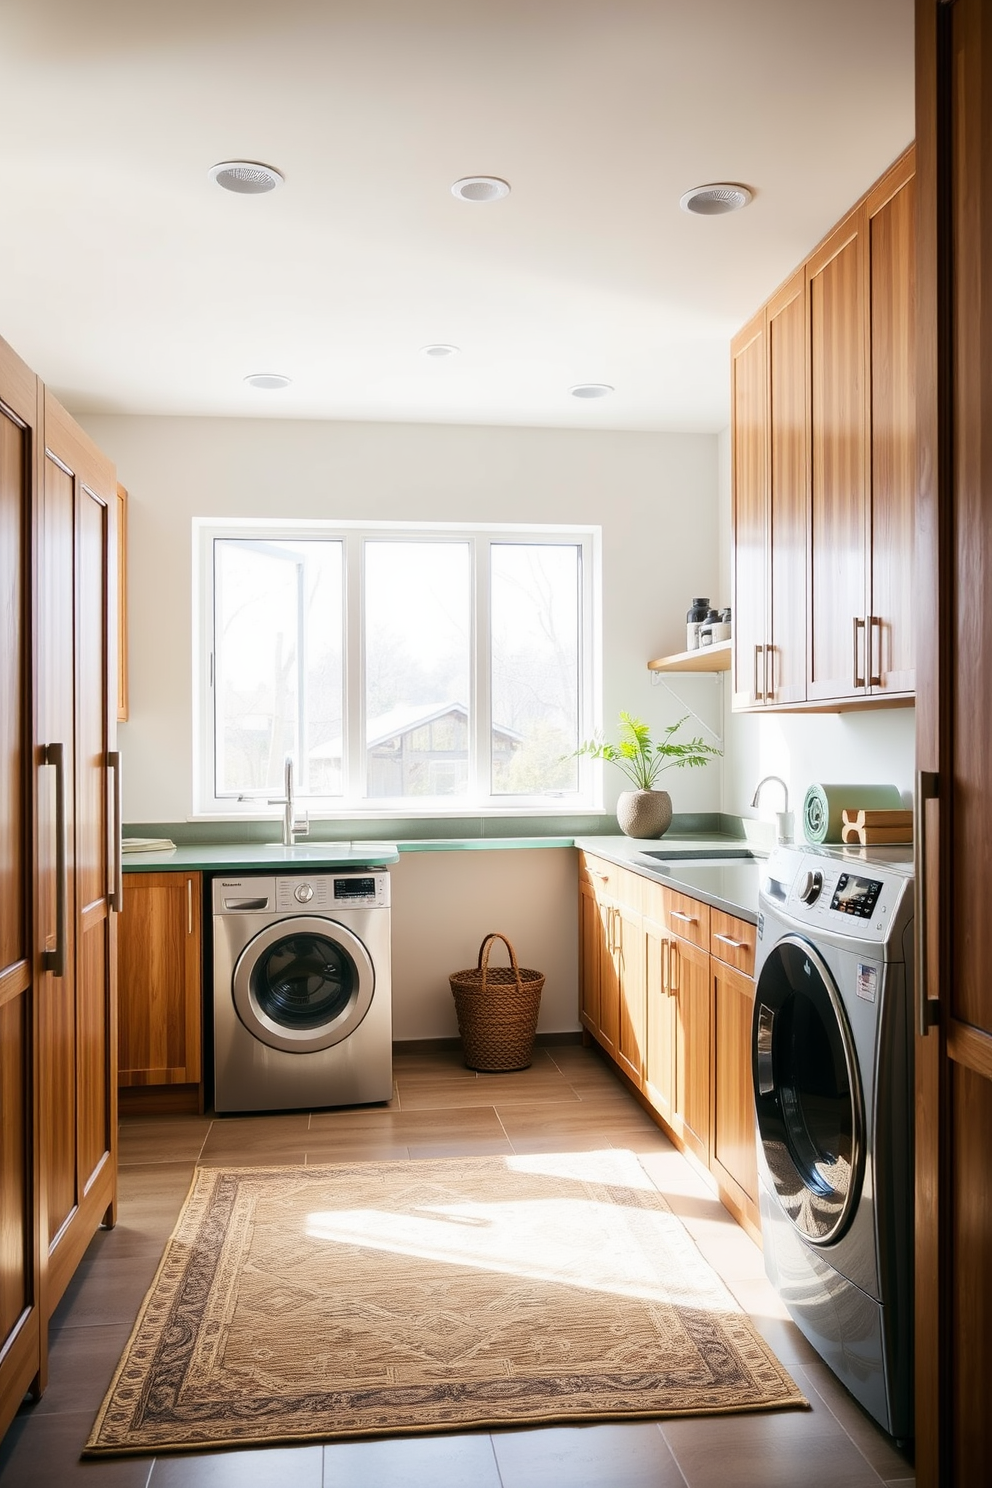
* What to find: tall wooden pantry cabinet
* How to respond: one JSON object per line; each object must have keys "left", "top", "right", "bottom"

{"left": 0, "top": 334, "right": 120, "bottom": 1440}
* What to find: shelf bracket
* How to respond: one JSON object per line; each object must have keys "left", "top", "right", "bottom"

{"left": 649, "top": 671, "right": 725, "bottom": 750}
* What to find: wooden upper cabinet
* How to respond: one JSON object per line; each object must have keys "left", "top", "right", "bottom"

{"left": 867, "top": 155, "right": 916, "bottom": 696}
{"left": 767, "top": 270, "right": 808, "bottom": 705}
{"left": 730, "top": 145, "right": 915, "bottom": 713}
{"left": 731, "top": 311, "right": 769, "bottom": 709}
{"left": 807, "top": 213, "right": 869, "bottom": 702}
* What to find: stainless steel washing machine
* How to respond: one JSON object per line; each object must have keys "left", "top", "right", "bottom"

{"left": 752, "top": 843, "right": 914, "bottom": 1439}
{"left": 212, "top": 871, "right": 392, "bottom": 1113}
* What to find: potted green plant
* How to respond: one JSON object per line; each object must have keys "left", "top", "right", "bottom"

{"left": 573, "top": 712, "right": 721, "bottom": 838}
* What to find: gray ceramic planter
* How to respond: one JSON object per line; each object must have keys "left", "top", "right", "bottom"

{"left": 616, "top": 789, "right": 673, "bottom": 839}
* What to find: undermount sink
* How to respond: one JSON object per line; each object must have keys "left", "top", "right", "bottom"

{"left": 635, "top": 847, "right": 757, "bottom": 864}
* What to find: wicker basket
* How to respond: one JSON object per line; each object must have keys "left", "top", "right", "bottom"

{"left": 449, "top": 933, "right": 545, "bottom": 1072}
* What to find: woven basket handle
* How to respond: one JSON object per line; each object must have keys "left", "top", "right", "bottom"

{"left": 476, "top": 932, "right": 524, "bottom": 993}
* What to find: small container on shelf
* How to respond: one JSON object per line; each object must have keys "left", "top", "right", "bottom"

{"left": 685, "top": 597, "right": 710, "bottom": 651}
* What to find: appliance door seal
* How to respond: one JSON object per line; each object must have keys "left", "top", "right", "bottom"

{"left": 232, "top": 915, "right": 375, "bottom": 1054}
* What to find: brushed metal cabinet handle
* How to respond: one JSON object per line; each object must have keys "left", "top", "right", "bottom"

{"left": 187, "top": 878, "right": 193, "bottom": 937}
{"left": 669, "top": 940, "right": 680, "bottom": 994}
{"left": 671, "top": 910, "right": 696, "bottom": 924}
{"left": 853, "top": 616, "right": 866, "bottom": 688}
{"left": 108, "top": 749, "right": 123, "bottom": 913}
{"left": 714, "top": 933, "right": 748, "bottom": 949}
{"left": 753, "top": 643, "right": 764, "bottom": 703}
{"left": 915, "top": 769, "right": 939, "bottom": 1037}
{"left": 868, "top": 615, "right": 883, "bottom": 688}
{"left": 43, "top": 742, "right": 67, "bottom": 977}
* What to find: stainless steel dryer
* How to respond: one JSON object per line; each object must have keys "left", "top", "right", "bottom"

{"left": 752, "top": 844, "right": 914, "bottom": 1438}
{"left": 212, "top": 871, "right": 392, "bottom": 1113}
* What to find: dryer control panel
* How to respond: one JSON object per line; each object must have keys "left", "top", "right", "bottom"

{"left": 759, "top": 846, "right": 913, "bottom": 949}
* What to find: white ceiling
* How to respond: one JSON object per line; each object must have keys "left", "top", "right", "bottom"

{"left": 0, "top": 0, "right": 914, "bottom": 432}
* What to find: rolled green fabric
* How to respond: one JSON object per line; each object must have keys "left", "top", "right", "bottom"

{"left": 802, "top": 783, "right": 904, "bottom": 844}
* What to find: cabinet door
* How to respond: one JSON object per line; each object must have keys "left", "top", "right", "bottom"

{"left": 37, "top": 393, "right": 117, "bottom": 1314}
{"left": 116, "top": 484, "right": 128, "bottom": 721}
{"left": 0, "top": 337, "right": 42, "bottom": 1434}
{"left": 615, "top": 899, "right": 645, "bottom": 1087}
{"left": 119, "top": 873, "right": 201, "bottom": 1087}
{"left": 643, "top": 889, "right": 675, "bottom": 1126}
{"left": 807, "top": 214, "right": 870, "bottom": 702}
{"left": 867, "top": 156, "right": 916, "bottom": 697}
{"left": 578, "top": 875, "right": 603, "bottom": 1041}
{"left": 731, "top": 310, "right": 769, "bottom": 709}
{"left": 711, "top": 959, "right": 759, "bottom": 1231}
{"left": 767, "top": 269, "right": 808, "bottom": 705}
{"left": 672, "top": 933, "right": 711, "bottom": 1166}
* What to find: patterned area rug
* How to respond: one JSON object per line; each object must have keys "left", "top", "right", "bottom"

{"left": 86, "top": 1150, "right": 807, "bottom": 1456}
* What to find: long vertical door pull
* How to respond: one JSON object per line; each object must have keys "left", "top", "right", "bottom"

{"left": 108, "top": 750, "right": 123, "bottom": 913}
{"left": 42, "top": 742, "right": 67, "bottom": 977}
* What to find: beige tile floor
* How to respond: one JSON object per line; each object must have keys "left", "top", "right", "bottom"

{"left": 0, "top": 1045, "right": 915, "bottom": 1487}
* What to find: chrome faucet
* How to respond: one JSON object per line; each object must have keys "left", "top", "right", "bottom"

{"left": 268, "top": 755, "right": 310, "bottom": 846}
{"left": 751, "top": 775, "right": 789, "bottom": 812}
{"left": 750, "top": 775, "right": 792, "bottom": 843}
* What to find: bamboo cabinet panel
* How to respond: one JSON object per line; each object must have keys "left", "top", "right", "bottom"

{"left": 118, "top": 872, "right": 202, "bottom": 1089}
{"left": 0, "top": 337, "right": 42, "bottom": 1438}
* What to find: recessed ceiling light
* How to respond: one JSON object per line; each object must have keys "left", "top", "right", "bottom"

{"left": 679, "top": 183, "right": 753, "bottom": 216}
{"left": 451, "top": 176, "right": 510, "bottom": 203}
{"left": 569, "top": 384, "right": 614, "bottom": 400}
{"left": 244, "top": 373, "right": 292, "bottom": 390}
{"left": 209, "top": 161, "right": 284, "bottom": 195}
{"left": 421, "top": 344, "right": 460, "bottom": 359}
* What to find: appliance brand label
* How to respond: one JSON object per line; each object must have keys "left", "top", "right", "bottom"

{"left": 856, "top": 964, "right": 878, "bottom": 1003}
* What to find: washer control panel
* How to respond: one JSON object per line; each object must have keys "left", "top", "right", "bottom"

{"left": 213, "top": 872, "right": 390, "bottom": 914}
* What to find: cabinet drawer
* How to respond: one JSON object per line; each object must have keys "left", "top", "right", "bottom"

{"left": 579, "top": 852, "right": 619, "bottom": 899}
{"left": 579, "top": 854, "right": 643, "bottom": 913}
{"left": 665, "top": 889, "right": 709, "bottom": 948}
{"left": 710, "top": 909, "right": 756, "bottom": 975}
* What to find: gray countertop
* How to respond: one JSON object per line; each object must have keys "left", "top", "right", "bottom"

{"left": 573, "top": 835, "right": 762, "bottom": 923}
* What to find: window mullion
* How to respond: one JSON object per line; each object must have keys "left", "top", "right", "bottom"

{"left": 344, "top": 535, "right": 365, "bottom": 805}
{"left": 472, "top": 537, "right": 492, "bottom": 803}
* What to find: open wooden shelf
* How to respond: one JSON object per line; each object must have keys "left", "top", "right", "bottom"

{"left": 647, "top": 639, "right": 731, "bottom": 674}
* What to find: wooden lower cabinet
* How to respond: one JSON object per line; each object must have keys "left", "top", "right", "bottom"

{"left": 711, "top": 958, "right": 759, "bottom": 1236}
{"left": 671, "top": 933, "right": 712, "bottom": 1167}
{"left": 578, "top": 853, "right": 761, "bottom": 1240}
{"left": 118, "top": 872, "right": 202, "bottom": 1112}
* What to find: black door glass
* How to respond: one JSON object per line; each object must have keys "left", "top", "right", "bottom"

{"left": 753, "top": 939, "right": 862, "bottom": 1243}
{"left": 250, "top": 934, "right": 356, "bottom": 1030}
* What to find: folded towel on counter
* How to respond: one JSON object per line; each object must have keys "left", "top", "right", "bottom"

{"left": 802, "top": 783, "right": 903, "bottom": 844}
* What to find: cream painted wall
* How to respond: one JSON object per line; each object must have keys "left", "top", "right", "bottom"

{"left": 715, "top": 426, "right": 916, "bottom": 826}
{"left": 389, "top": 848, "right": 578, "bottom": 1039}
{"left": 79, "top": 414, "right": 724, "bottom": 825}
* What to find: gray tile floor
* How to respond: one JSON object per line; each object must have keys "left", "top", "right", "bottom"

{"left": 0, "top": 1046, "right": 915, "bottom": 1486}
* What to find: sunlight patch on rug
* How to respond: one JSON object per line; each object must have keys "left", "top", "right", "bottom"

{"left": 85, "top": 1150, "right": 807, "bottom": 1457}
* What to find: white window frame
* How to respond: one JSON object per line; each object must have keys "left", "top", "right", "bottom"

{"left": 193, "top": 517, "right": 602, "bottom": 819}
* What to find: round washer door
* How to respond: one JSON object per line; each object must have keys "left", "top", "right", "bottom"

{"left": 232, "top": 916, "right": 375, "bottom": 1054}
{"left": 752, "top": 934, "right": 864, "bottom": 1245}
